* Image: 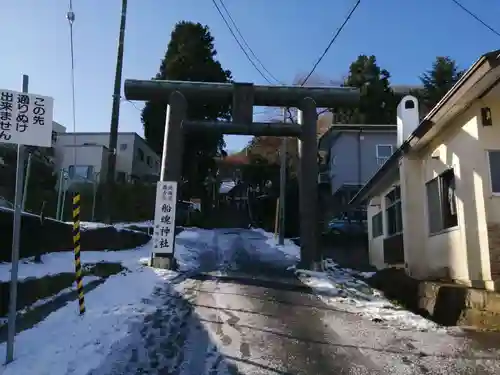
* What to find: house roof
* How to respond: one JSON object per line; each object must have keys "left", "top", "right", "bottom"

{"left": 349, "top": 49, "right": 500, "bottom": 206}
{"left": 60, "top": 131, "right": 159, "bottom": 156}
{"left": 219, "top": 180, "right": 237, "bottom": 194}
{"left": 215, "top": 153, "right": 250, "bottom": 165}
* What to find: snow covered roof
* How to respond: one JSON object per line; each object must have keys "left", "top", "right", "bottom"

{"left": 219, "top": 180, "right": 236, "bottom": 194}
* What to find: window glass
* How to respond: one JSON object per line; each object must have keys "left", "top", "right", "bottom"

{"left": 372, "top": 212, "right": 383, "bottom": 237}
{"left": 377, "top": 145, "right": 393, "bottom": 158}
{"left": 488, "top": 151, "right": 500, "bottom": 193}
{"left": 426, "top": 169, "right": 458, "bottom": 234}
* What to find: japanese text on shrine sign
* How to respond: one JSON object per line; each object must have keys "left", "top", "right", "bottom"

{"left": 153, "top": 181, "right": 178, "bottom": 254}
{"left": 0, "top": 89, "right": 54, "bottom": 147}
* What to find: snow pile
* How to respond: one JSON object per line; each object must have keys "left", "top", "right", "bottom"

{"left": 0, "top": 235, "right": 189, "bottom": 375}
{"left": 0, "top": 247, "right": 142, "bottom": 283}
{"left": 0, "top": 275, "right": 101, "bottom": 327}
{"left": 78, "top": 221, "right": 110, "bottom": 230}
{"left": 0, "top": 227, "right": 201, "bottom": 283}
{"left": 77, "top": 221, "right": 153, "bottom": 232}
{"left": 250, "top": 228, "right": 300, "bottom": 261}
{"left": 250, "top": 231, "right": 441, "bottom": 331}
{"left": 297, "top": 259, "right": 443, "bottom": 331}
{"left": 323, "top": 258, "right": 376, "bottom": 280}
{"left": 174, "top": 229, "right": 206, "bottom": 272}
{"left": 0, "top": 268, "right": 178, "bottom": 375}
{"left": 113, "top": 221, "right": 153, "bottom": 230}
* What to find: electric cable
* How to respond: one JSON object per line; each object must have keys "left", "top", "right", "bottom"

{"left": 450, "top": 0, "right": 500, "bottom": 38}
{"left": 211, "top": 0, "right": 274, "bottom": 84}
{"left": 218, "top": 0, "right": 282, "bottom": 84}
{"left": 300, "top": 0, "right": 360, "bottom": 86}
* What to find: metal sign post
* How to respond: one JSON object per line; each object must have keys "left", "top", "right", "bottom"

{"left": 91, "top": 172, "right": 100, "bottom": 222}
{"left": 60, "top": 171, "right": 69, "bottom": 221}
{"left": 3, "top": 75, "right": 54, "bottom": 364}
{"left": 55, "top": 169, "right": 64, "bottom": 220}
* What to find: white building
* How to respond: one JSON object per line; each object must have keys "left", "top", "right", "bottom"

{"left": 54, "top": 132, "right": 160, "bottom": 185}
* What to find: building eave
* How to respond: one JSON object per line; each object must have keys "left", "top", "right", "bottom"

{"left": 330, "top": 124, "right": 397, "bottom": 132}
{"left": 411, "top": 49, "right": 500, "bottom": 151}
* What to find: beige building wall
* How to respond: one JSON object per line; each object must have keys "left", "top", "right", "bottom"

{"left": 478, "top": 94, "right": 500, "bottom": 283}
{"left": 412, "top": 100, "right": 495, "bottom": 290}
{"left": 366, "top": 95, "right": 500, "bottom": 290}
{"left": 366, "top": 181, "right": 400, "bottom": 270}
{"left": 399, "top": 156, "right": 428, "bottom": 278}
{"left": 367, "top": 197, "right": 384, "bottom": 269}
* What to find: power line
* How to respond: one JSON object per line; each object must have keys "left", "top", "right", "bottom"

{"left": 300, "top": 0, "right": 360, "bottom": 86}
{"left": 212, "top": 0, "right": 332, "bottom": 122}
{"left": 450, "top": 0, "right": 500, "bottom": 38}
{"left": 211, "top": 0, "right": 274, "bottom": 84}
{"left": 211, "top": 0, "right": 296, "bottom": 122}
{"left": 121, "top": 98, "right": 143, "bottom": 112}
{"left": 218, "top": 0, "right": 282, "bottom": 84}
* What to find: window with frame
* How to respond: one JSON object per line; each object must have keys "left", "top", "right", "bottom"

{"left": 487, "top": 151, "right": 500, "bottom": 194}
{"left": 147, "top": 155, "right": 152, "bottom": 167}
{"left": 119, "top": 143, "right": 128, "bottom": 151}
{"left": 426, "top": 169, "right": 458, "bottom": 234}
{"left": 376, "top": 144, "right": 393, "bottom": 166}
{"left": 68, "top": 165, "right": 94, "bottom": 180}
{"left": 385, "top": 185, "right": 402, "bottom": 236}
{"left": 371, "top": 211, "right": 383, "bottom": 238}
{"left": 137, "top": 148, "right": 144, "bottom": 161}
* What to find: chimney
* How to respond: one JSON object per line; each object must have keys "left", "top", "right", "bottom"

{"left": 396, "top": 95, "right": 419, "bottom": 147}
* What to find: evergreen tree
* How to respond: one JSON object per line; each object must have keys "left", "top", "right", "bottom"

{"left": 420, "top": 56, "right": 464, "bottom": 110}
{"left": 334, "top": 55, "right": 396, "bottom": 124}
{"left": 141, "top": 21, "right": 232, "bottom": 202}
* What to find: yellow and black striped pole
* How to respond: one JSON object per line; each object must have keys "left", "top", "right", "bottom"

{"left": 72, "top": 192, "right": 85, "bottom": 315}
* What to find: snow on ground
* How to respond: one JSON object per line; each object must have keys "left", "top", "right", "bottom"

{"left": 113, "top": 220, "right": 153, "bottom": 230}
{"left": 0, "top": 264, "right": 178, "bottom": 375}
{"left": 0, "top": 228, "right": 214, "bottom": 375}
{"left": 1, "top": 247, "right": 143, "bottom": 283}
{"left": 296, "top": 259, "right": 445, "bottom": 332}
{"left": 173, "top": 228, "right": 208, "bottom": 272}
{"left": 0, "top": 226, "right": 456, "bottom": 374}
{"left": 253, "top": 231, "right": 444, "bottom": 332}
{"left": 0, "top": 220, "right": 159, "bottom": 283}
{"left": 0, "top": 206, "right": 41, "bottom": 219}
{"left": 0, "top": 275, "right": 100, "bottom": 327}
{"left": 250, "top": 228, "right": 300, "bottom": 260}
{"left": 0, "top": 230, "right": 201, "bottom": 375}
{"left": 77, "top": 221, "right": 153, "bottom": 232}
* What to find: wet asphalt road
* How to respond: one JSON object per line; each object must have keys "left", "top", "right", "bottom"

{"left": 89, "top": 229, "right": 500, "bottom": 375}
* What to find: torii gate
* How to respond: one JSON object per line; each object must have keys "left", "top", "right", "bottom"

{"left": 124, "top": 80, "right": 359, "bottom": 270}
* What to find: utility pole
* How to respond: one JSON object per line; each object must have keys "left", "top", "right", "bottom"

{"left": 104, "top": 0, "right": 128, "bottom": 223}
{"left": 21, "top": 149, "right": 33, "bottom": 210}
{"left": 278, "top": 108, "right": 287, "bottom": 245}
{"left": 6, "top": 74, "right": 29, "bottom": 364}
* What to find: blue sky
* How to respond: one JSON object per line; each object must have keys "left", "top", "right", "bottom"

{"left": 1, "top": 0, "right": 499, "bottom": 152}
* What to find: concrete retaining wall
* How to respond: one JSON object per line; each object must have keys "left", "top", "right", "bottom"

{"left": 419, "top": 281, "right": 500, "bottom": 329}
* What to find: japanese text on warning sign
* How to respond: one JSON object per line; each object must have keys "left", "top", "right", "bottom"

{"left": 0, "top": 89, "right": 54, "bottom": 147}
{"left": 153, "top": 181, "right": 177, "bottom": 254}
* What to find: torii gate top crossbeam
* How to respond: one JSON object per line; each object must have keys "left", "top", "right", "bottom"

{"left": 124, "top": 79, "right": 360, "bottom": 108}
